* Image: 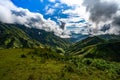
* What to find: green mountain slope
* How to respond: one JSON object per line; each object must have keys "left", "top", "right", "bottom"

{"left": 98, "top": 34, "right": 120, "bottom": 42}
{"left": 0, "top": 23, "right": 70, "bottom": 49}
{"left": 66, "top": 36, "right": 106, "bottom": 55}
{"left": 17, "top": 25, "right": 70, "bottom": 49}
{"left": 0, "top": 23, "right": 120, "bottom": 80}
{"left": 0, "top": 23, "right": 41, "bottom": 48}
{"left": 66, "top": 36, "right": 120, "bottom": 61}
{"left": 77, "top": 42, "right": 120, "bottom": 61}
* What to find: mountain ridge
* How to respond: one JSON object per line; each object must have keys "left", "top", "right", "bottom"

{"left": 0, "top": 22, "right": 70, "bottom": 49}
{"left": 66, "top": 36, "right": 120, "bottom": 62}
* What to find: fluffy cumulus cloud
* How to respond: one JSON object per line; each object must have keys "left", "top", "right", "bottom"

{"left": 0, "top": 0, "right": 70, "bottom": 38}
{"left": 55, "top": 0, "right": 90, "bottom": 35}
{"left": 82, "top": 0, "right": 120, "bottom": 35}
{"left": 57, "top": 0, "right": 120, "bottom": 35}
{"left": 45, "top": 8, "right": 55, "bottom": 15}
{"left": 60, "top": 0, "right": 83, "bottom": 6}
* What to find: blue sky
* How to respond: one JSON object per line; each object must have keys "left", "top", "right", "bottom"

{"left": 10, "top": 0, "right": 90, "bottom": 37}
{"left": 11, "top": 0, "right": 87, "bottom": 27}
{"left": 12, "top": 0, "right": 72, "bottom": 22}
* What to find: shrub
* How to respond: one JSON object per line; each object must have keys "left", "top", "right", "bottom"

{"left": 28, "top": 74, "right": 35, "bottom": 80}
{"left": 63, "top": 65, "right": 76, "bottom": 73}
{"left": 33, "top": 48, "right": 63, "bottom": 61}
{"left": 91, "top": 59, "right": 109, "bottom": 71}
{"left": 82, "top": 58, "right": 93, "bottom": 65}
{"left": 21, "top": 54, "right": 27, "bottom": 58}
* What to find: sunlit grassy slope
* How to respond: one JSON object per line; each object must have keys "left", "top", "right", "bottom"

{"left": 0, "top": 48, "right": 120, "bottom": 80}
{"left": 0, "top": 49, "right": 65, "bottom": 80}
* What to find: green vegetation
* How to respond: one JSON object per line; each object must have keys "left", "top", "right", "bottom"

{"left": 66, "top": 36, "right": 107, "bottom": 55}
{"left": 0, "top": 48, "right": 120, "bottom": 80}
{"left": 83, "top": 41, "right": 120, "bottom": 62}
{"left": 0, "top": 23, "right": 70, "bottom": 49}
{"left": 66, "top": 36, "right": 120, "bottom": 61}
{"left": 17, "top": 24, "right": 70, "bottom": 49}
{"left": 0, "top": 23, "right": 120, "bottom": 80}
{"left": 0, "top": 48, "right": 65, "bottom": 80}
{"left": 0, "top": 23, "right": 41, "bottom": 48}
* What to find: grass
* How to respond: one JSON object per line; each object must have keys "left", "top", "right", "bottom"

{"left": 0, "top": 48, "right": 81, "bottom": 80}
{"left": 0, "top": 49, "right": 64, "bottom": 80}
{"left": 0, "top": 48, "right": 120, "bottom": 80}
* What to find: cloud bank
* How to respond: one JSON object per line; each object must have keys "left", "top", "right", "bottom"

{"left": 55, "top": 0, "right": 120, "bottom": 35}
{"left": 83, "top": 0, "right": 120, "bottom": 35}
{"left": 0, "top": 0, "right": 70, "bottom": 38}
{"left": 0, "top": 0, "right": 120, "bottom": 38}
{"left": 56, "top": 0, "right": 90, "bottom": 35}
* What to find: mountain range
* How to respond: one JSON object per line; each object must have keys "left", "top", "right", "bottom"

{"left": 0, "top": 22, "right": 120, "bottom": 80}
{"left": 0, "top": 22, "right": 120, "bottom": 59}
{"left": 66, "top": 36, "right": 120, "bottom": 61}
{"left": 0, "top": 22, "right": 70, "bottom": 49}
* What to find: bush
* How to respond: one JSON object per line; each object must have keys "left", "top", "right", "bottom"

{"left": 33, "top": 48, "right": 63, "bottom": 60}
{"left": 91, "top": 59, "right": 109, "bottom": 71}
{"left": 28, "top": 74, "right": 35, "bottom": 80}
{"left": 63, "top": 64, "right": 76, "bottom": 73}
{"left": 21, "top": 54, "right": 27, "bottom": 58}
{"left": 82, "top": 58, "right": 93, "bottom": 65}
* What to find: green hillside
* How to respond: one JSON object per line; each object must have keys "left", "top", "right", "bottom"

{"left": 17, "top": 24, "right": 70, "bottom": 49}
{"left": 0, "top": 23, "right": 41, "bottom": 48}
{"left": 66, "top": 36, "right": 106, "bottom": 55}
{"left": 66, "top": 36, "right": 120, "bottom": 62}
{"left": 0, "top": 23, "right": 120, "bottom": 80}
{"left": 98, "top": 34, "right": 120, "bottom": 41}
{"left": 75, "top": 42, "right": 120, "bottom": 61}
{"left": 0, "top": 48, "right": 120, "bottom": 80}
{"left": 0, "top": 23, "right": 70, "bottom": 49}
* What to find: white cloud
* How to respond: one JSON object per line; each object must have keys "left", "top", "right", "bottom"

{"left": 1, "top": 0, "right": 119, "bottom": 38}
{"left": 57, "top": 0, "right": 91, "bottom": 35}
{"left": 0, "top": 5, "right": 14, "bottom": 23}
{"left": 40, "top": 0, "right": 43, "bottom": 2}
{"left": 59, "top": 0, "right": 86, "bottom": 18}
{"left": 59, "top": 0, "right": 120, "bottom": 35}
{"left": 59, "top": 17, "right": 82, "bottom": 23}
{"left": 45, "top": 8, "right": 55, "bottom": 15}
{"left": 0, "top": 0, "right": 70, "bottom": 38}
{"left": 62, "top": 6, "right": 89, "bottom": 20}
{"left": 58, "top": 5, "right": 89, "bottom": 30}
{"left": 49, "top": 0, "right": 55, "bottom": 3}
{"left": 60, "top": 0, "right": 83, "bottom": 6}
{"left": 54, "top": 3, "right": 60, "bottom": 8}
{"left": 44, "top": 5, "right": 49, "bottom": 11}
{"left": 58, "top": 15, "right": 90, "bottom": 36}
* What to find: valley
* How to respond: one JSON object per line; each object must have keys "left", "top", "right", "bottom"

{"left": 0, "top": 23, "right": 120, "bottom": 80}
